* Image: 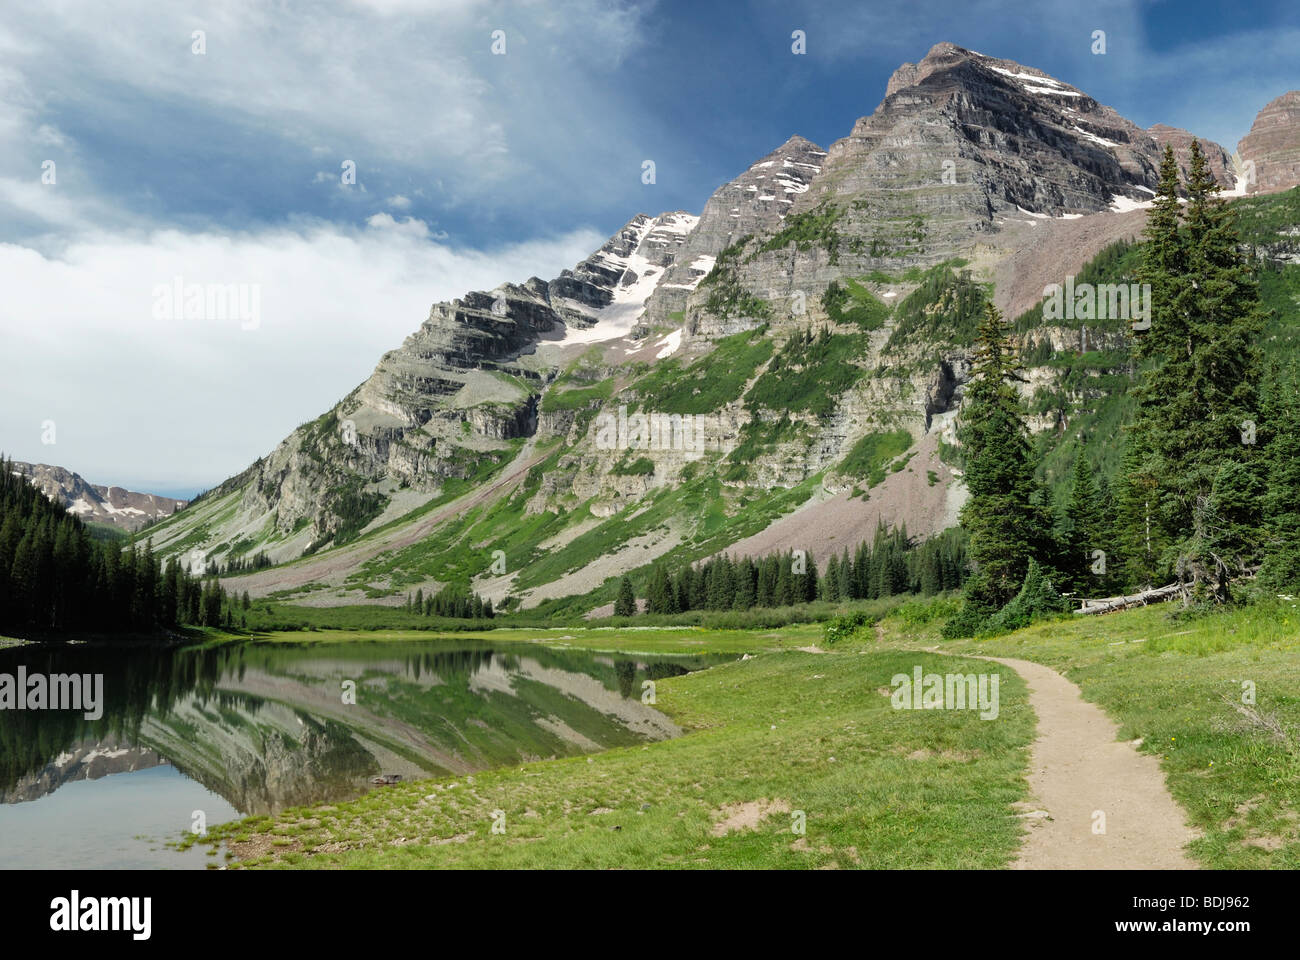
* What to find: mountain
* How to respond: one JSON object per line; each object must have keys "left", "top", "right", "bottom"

{"left": 638, "top": 135, "right": 828, "bottom": 329}
{"left": 10, "top": 461, "right": 187, "bottom": 532}
{"left": 1148, "top": 123, "right": 1233, "bottom": 187}
{"left": 0, "top": 740, "right": 168, "bottom": 804}
{"left": 138, "top": 43, "right": 1300, "bottom": 614}
{"left": 1238, "top": 91, "right": 1300, "bottom": 195}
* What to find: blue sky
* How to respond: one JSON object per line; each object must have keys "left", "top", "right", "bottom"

{"left": 2, "top": 0, "right": 1297, "bottom": 496}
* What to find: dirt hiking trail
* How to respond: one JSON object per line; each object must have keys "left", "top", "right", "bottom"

{"left": 987, "top": 655, "right": 1199, "bottom": 869}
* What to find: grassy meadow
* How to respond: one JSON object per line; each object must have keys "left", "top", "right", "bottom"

{"left": 188, "top": 595, "right": 1300, "bottom": 869}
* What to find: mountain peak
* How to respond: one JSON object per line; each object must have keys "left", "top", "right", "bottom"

{"left": 1238, "top": 90, "right": 1300, "bottom": 194}
{"left": 886, "top": 43, "right": 1074, "bottom": 100}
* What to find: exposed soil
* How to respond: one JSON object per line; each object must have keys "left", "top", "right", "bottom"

{"left": 986, "top": 655, "right": 1198, "bottom": 869}
{"left": 992, "top": 208, "right": 1149, "bottom": 320}
{"left": 711, "top": 798, "right": 791, "bottom": 838}
{"left": 717, "top": 431, "right": 962, "bottom": 566}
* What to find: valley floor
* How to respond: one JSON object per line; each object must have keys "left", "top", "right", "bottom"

{"left": 196, "top": 600, "right": 1300, "bottom": 869}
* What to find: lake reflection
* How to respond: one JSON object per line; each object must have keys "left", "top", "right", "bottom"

{"left": 0, "top": 637, "right": 721, "bottom": 867}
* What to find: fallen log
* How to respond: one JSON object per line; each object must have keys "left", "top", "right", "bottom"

{"left": 1075, "top": 582, "right": 1181, "bottom": 615}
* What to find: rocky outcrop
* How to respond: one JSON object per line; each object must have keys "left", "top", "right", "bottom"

{"left": 659, "top": 42, "right": 1236, "bottom": 349}
{"left": 1147, "top": 123, "right": 1234, "bottom": 188}
{"left": 10, "top": 462, "right": 186, "bottom": 531}
{"left": 808, "top": 43, "right": 1166, "bottom": 224}
{"left": 641, "top": 136, "right": 828, "bottom": 327}
{"left": 553, "top": 212, "right": 698, "bottom": 331}
{"left": 1238, "top": 91, "right": 1300, "bottom": 195}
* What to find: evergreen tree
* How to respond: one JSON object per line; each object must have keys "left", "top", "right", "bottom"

{"left": 710, "top": 555, "right": 736, "bottom": 610}
{"left": 801, "top": 550, "right": 818, "bottom": 603}
{"left": 774, "top": 554, "right": 793, "bottom": 606}
{"left": 614, "top": 575, "right": 637, "bottom": 617}
{"left": 690, "top": 563, "right": 710, "bottom": 609}
{"left": 852, "top": 543, "right": 870, "bottom": 598}
{"left": 1179, "top": 140, "right": 1266, "bottom": 598}
{"left": 673, "top": 568, "right": 692, "bottom": 611}
{"left": 955, "top": 303, "right": 1052, "bottom": 618}
{"left": 733, "top": 558, "right": 756, "bottom": 610}
{"left": 1259, "top": 363, "right": 1300, "bottom": 591}
{"left": 1120, "top": 145, "right": 1187, "bottom": 587}
{"left": 756, "top": 556, "right": 776, "bottom": 607}
{"left": 1123, "top": 141, "right": 1266, "bottom": 601}
{"left": 1063, "top": 452, "right": 1105, "bottom": 592}
{"left": 646, "top": 564, "right": 676, "bottom": 614}
{"left": 837, "top": 547, "right": 853, "bottom": 599}
{"left": 823, "top": 553, "right": 841, "bottom": 601}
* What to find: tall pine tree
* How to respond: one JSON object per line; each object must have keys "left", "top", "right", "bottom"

{"left": 953, "top": 303, "right": 1054, "bottom": 623}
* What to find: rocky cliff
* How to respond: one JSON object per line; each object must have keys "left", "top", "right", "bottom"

{"left": 1238, "top": 91, "right": 1300, "bottom": 195}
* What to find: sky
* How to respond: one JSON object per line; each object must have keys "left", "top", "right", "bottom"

{"left": 2, "top": 0, "right": 1297, "bottom": 497}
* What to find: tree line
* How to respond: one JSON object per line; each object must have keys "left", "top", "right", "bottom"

{"left": 613, "top": 525, "right": 968, "bottom": 616}
{"left": 403, "top": 583, "right": 495, "bottom": 619}
{"left": 0, "top": 457, "right": 246, "bottom": 634}
{"left": 204, "top": 551, "right": 272, "bottom": 575}
{"left": 947, "top": 141, "right": 1299, "bottom": 635}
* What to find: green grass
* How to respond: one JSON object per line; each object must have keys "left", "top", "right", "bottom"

{"left": 879, "top": 597, "right": 1300, "bottom": 868}
{"left": 628, "top": 327, "right": 773, "bottom": 414}
{"left": 830, "top": 278, "right": 892, "bottom": 330}
{"left": 744, "top": 331, "right": 868, "bottom": 417}
{"left": 190, "top": 595, "right": 1300, "bottom": 869}
{"left": 1231, "top": 185, "right": 1300, "bottom": 248}
{"left": 612, "top": 456, "right": 655, "bottom": 477}
{"left": 837, "top": 429, "right": 913, "bottom": 486}
{"left": 755, "top": 204, "right": 845, "bottom": 264}
{"left": 540, "top": 377, "right": 613, "bottom": 413}
{"left": 886, "top": 261, "right": 988, "bottom": 351}
{"left": 199, "top": 630, "right": 1033, "bottom": 869}
{"left": 862, "top": 266, "right": 928, "bottom": 284}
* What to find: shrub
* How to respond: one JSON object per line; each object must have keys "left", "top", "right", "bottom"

{"left": 981, "top": 560, "right": 1071, "bottom": 634}
{"left": 823, "top": 610, "right": 873, "bottom": 644}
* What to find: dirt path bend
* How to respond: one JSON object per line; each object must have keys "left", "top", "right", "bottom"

{"left": 987, "top": 656, "right": 1198, "bottom": 870}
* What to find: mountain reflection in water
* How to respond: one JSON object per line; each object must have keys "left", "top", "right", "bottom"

{"left": 0, "top": 639, "right": 724, "bottom": 819}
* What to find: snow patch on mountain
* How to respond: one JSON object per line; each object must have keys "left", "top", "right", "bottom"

{"left": 655, "top": 328, "right": 683, "bottom": 359}
{"left": 556, "top": 212, "right": 700, "bottom": 343}
{"left": 1108, "top": 193, "right": 1156, "bottom": 213}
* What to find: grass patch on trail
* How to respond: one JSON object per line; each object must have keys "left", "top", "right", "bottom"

{"left": 202, "top": 634, "right": 1032, "bottom": 869}
{"left": 879, "top": 599, "right": 1300, "bottom": 868}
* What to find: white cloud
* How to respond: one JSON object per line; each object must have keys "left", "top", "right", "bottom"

{"left": 386, "top": 194, "right": 411, "bottom": 209}
{"left": 0, "top": 0, "right": 662, "bottom": 231}
{"left": 0, "top": 221, "right": 604, "bottom": 492}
